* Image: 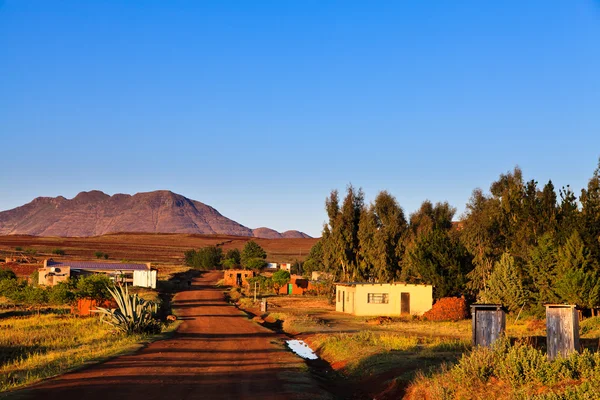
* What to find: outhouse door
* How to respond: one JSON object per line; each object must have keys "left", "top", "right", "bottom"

{"left": 401, "top": 292, "right": 410, "bottom": 314}
{"left": 288, "top": 283, "right": 293, "bottom": 295}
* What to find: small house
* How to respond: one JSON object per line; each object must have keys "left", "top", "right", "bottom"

{"left": 278, "top": 275, "right": 312, "bottom": 295}
{"left": 223, "top": 269, "right": 255, "bottom": 287}
{"left": 280, "top": 263, "right": 292, "bottom": 272}
{"left": 266, "top": 262, "right": 278, "bottom": 270}
{"left": 39, "top": 259, "right": 157, "bottom": 288}
{"left": 335, "top": 282, "right": 433, "bottom": 316}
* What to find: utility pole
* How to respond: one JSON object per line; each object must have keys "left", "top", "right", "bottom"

{"left": 254, "top": 281, "right": 257, "bottom": 302}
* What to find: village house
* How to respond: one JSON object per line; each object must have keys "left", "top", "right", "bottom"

{"left": 38, "top": 259, "right": 157, "bottom": 288}
{"left": 335, "top": 282, "right": 433, "bottom": 316}
{"left": 223, "top": 269, "right": 255, "bottom": 287}
{"left": 278, "top": 275, "right": 312, "bottom": 295}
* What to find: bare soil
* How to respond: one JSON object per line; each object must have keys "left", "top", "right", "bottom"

{"left": 5, "top": 271, "right": 330, "bottom": 400}
{"left": 0, "top": 233, "right": 318, "bottom": 264}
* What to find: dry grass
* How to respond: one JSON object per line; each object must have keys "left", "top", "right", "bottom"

{"left": 0, "top": 313, "right": 174, "bottom": 393}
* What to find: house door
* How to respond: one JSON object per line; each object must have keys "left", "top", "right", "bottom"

{"left": 288, "top": 283, "right": 293, "bottom": 295}
{"left": 236, "top": 273, "right": 242, "bottom": 286}
{"left": 342, "top": 291, "right": 345, "bottom": 312}
{"left": 401, "top": 292, "right": 410, "bottom": 314}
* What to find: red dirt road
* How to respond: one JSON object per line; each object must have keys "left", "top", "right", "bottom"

{"left": 11, "top": 271, "right": 327, "bottom": 400}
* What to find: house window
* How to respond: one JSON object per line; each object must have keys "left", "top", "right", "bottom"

{"left": 367, "top": 293, "right": 389, "bottom": 304}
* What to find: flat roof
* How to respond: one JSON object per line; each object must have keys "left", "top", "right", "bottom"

{"left": 47, "top": 260, "right": 149, "bottom": 271}
{"left": 335, "top": 282, "right": 432, "bottom": 287}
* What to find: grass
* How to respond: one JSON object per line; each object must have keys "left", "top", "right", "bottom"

{"left": 406, "top": 338, "right": 600, "bottom": 400}
{"left": 0, "top": 313, "right": 176, "bottom": 393}
{"left": 309, "top": 331, "right": 469, "bottom": 377}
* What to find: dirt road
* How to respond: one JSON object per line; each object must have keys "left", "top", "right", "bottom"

{"left": 11, "top": 271, "right": 327, "bottom": 400}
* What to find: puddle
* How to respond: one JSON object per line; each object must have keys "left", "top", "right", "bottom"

{"left": 286, "top": 339, "right": 318, "bottom": 360}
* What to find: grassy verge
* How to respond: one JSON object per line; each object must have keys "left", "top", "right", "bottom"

{"left": 309, "top": 331, "right": 469, "bottom": 379}
{"left": 406, "top": 338, "right": 600, "bottom": 399}
{"left": 0, "top": 313, "right": 178, "bottom": 393}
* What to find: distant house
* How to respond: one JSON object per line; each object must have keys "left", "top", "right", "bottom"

{"left": 311, "top": 271, "right": 333, "bottom": 281}
{"left": 266, "top": 262, "right": 278, "bottom": 270}
{"left": 280, "top": 263, "right": 292, "bottom": 272}
{"left": 335, "top": 282, "right": 433, "bottom": 316}
{"left": 223, "top": 269, "right": 255, "bottom": 287}
{"left": 278, "top": 275, "right": 312, "bottom": 295}
{"left": 39, "top": 259, "right": 157, "bottom": 289}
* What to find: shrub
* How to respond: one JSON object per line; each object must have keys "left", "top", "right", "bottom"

{"left": 51, "top": 249, "right": 65, "bottom": 255}
{"left": 0, "top": 268, "right": 16, "bottom": 281}
{"left": 48, "top": 282, "right": 76, "bottom": 305}
{"left": 423, "top": 297, "right": 469, "bottom": 321}
{"left": 95, "top": 251, "right": 104, "bottom": 259}
{"left": 94, "top": 285, "right": 161, "bottom": 335}
{"left": 103, "top": 253, "right": 109, "bottom": 260}
{"left": 76, "top": 274, "right": 113, "bottom": 301}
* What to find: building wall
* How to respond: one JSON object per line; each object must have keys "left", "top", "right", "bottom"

{"left": 38, "top": 266, "right": 71, "bottom": 286}
{"left": 278, "top": 275, "right": 312, "bottom": 295}
{"left": 133, "top": 270, "right": 157, "bottom": 289}
{"left": 336, "top": 283, "right": 432, "bottom": 316}
{"left": 223, "top": 270, "right": 255, "bottom": 287}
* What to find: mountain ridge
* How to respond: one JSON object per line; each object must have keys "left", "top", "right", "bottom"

{"left": 0, "top": 190, "right": 311, "bottom": 239}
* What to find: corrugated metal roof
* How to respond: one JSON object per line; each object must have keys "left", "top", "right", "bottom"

{"left": 48, "top": 260, "right": 148, "bottom": 271}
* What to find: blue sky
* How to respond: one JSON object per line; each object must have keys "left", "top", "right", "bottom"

{"left": 1, "top": 1, "right": 599, "bottom": 237}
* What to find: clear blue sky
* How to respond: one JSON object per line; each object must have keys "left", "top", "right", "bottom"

{"left": 1, "top": 1, "right": 599, "bottom": 237}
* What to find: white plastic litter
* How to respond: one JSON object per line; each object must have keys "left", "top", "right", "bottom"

{"left": 286, "top": 340, "right": 318, "bottom": 360}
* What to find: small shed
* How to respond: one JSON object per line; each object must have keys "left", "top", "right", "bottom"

{"left": 223, "top": 269, "right": 255, "bottom": 287}
{"left": 335, "top": 282, "right": 433, "bottom": 316}
{"left": 471, "top": 304, "right": 506, "bottom": 347}
{"left": 546, "top": 304, "right": 580, "bottom": 360}
{"left": 278, "top": 275, "right": 312, "bottom": 295}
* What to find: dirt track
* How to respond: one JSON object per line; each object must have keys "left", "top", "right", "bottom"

{"left": 11, "top": 271, "right": 327, "bottom": 400}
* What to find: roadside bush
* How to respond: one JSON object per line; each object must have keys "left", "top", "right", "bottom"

{"left": 0, "top": 268, "right": 16, "bottom": 281}
{"left": 76, "top": 274, "right": 113, "bottom": 302}
{"left": 48, "top": 282, "right": 76, "bottom": 305}
{"left": 184, "top": 246, "right": 222, "bottom": 270}
{"left": 95, "top": 285, "right": 161, "bottom": 335}
{"left": 407, "top": 338, "right": 600, "bottom": 399}
{"left": 422, "top": 297, "right": 469, "bottom": 321}
{"left": 247, "top": 275, "right": 273, "bottom": 294}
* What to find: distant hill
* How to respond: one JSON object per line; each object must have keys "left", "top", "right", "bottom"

{"left": 0, "top": 190, "right": 311, "bottom": 239}
{"left": 252, "top": 228, "right": 312, "bottom": 239}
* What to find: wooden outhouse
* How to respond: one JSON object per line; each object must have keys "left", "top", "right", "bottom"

{"left": 471, "top": 304, "right": 506, "bottom": 347}
{"left": 545, "top": 304, "right": 580, "bottom": 360}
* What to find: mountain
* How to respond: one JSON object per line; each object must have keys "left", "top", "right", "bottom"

{"left": 0, "top": 190, "right": 311, "bottom": 238}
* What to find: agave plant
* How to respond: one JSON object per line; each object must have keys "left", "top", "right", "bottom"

{"left": 94, "top": 284, "right": 161, "bottom": 335}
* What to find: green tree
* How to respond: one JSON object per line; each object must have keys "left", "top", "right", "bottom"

{"left": 358, "top": 191, "right": 407, "bottom": 282}
{"left": 480, "top": 253, "right": 529, "bottom": 313}
{"left": 272, "top": 270, "right": 291, "bottom": 295}
{"left": 580, "top": 159, "right": 600, "bottom": 258}
{"left": 95, "top": 251, "right": 104, "bottom": 259}
{"left": 223, "top": 249, "right": 241, "bottom": 268}
{"left": 241, "top": 241, "right": 267, "bottom": 268}
{"left": 526, "top": 232, "right": 559, "bottom": 311}
{"left": 554, "top": 231, "right": 600, "bottom": 308}
{"left": 302, "top": 240, "right": 324, "bottom": 278}
{"left": 402, "top": 229, "right": 471, "bottom": 299}
{"left": 184, "top": 246, "right": 223, "bottom": 270}
{"left": 322, "top": 185, "right": 364, "bottom": 281}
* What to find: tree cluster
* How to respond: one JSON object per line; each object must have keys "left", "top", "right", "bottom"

{"left": 307, "top": 159, "right": 600, "bottom": 313}
{"left": 184, "top": 241, "right": 267, "bottom": 270}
